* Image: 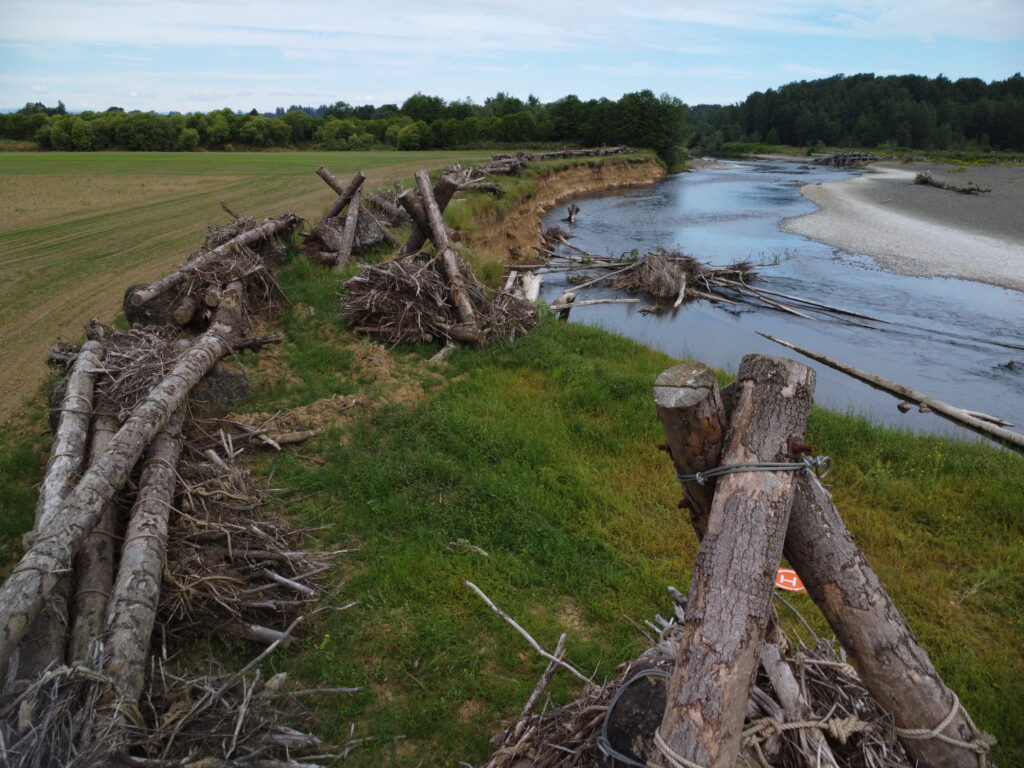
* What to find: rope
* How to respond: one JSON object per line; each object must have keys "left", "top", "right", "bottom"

{"left": 676, "top": 456, "right": 830, "bottom": 486}
{"left": 894, "top": 692, "right": 996, "bottom": 755}
{"left": 742, "top": 715, "right": 873, "bottom": 746}
{"left": 651, "top": 729, "right": 707, "bottom": 768}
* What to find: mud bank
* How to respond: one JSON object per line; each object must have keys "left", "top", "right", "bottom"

{"left": 462, "top": 157, "right": 666, "bottom": 263}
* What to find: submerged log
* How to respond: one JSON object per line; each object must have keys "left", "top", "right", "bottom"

{"left": 656, "top": 355, "right": 815, "bottom": 768}
{"left": 759, "top": 333, "right": 1024, "bottom": 453}
{"left": 128, "top": 214, "right": 300, "bottom": 308}
{"left": 5, "top": 339, "right": 105, "bottom": 693}
{"left": 103, "top": 406, "right": 186, "bottom": 702}
{"left": 0, "top": 284, "right": 246, "bottom": 670}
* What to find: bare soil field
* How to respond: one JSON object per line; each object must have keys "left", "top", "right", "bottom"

{"left": 0, "top": 150, "right": 493, "bottom": 423}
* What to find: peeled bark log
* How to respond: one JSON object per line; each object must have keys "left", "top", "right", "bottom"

{"left": 652, "top": 362, "right": 728, "bottom": 537}
{"left": 413, "top": 170, "right": 478, "bottom": 330}
{"left": 4, "top": 340, "right": 105, "bottom": 694}
{"left": 334, "top": 188, "right": 362, "bottom": 272}
{"left": 68, "top": 413, "right": 120, "bottom": 664}
{"left": 656, "top": 355, "right": 816, "bottom": 768}
{"left": 787, "top": 473, "right": 995, "bottom": 767}
{"left": 172, "top": 295, "right": 198, "bottom": 326}
{"left": 318, "top": 168, "right": 365, "bottom": 222}
{"left": 129, "top": 214, "right": 300, "bottom": 308}
{"left": 103, "top": 407, "right": 186, "bottom": 702}
{"left": 0, "top": 284, "right": 245, "bottom": 670}
{"left": 401, "top": 174, "right": 459, "bottom": 256}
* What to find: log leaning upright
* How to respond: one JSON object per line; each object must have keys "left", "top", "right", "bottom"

{"left": 655, "top": 355, "right": 816, "bottom": 768}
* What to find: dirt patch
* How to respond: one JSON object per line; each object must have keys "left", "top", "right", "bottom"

{"left": 556, "top": 598, "right": 591, "bottom": 641}
{"left": 462, "top": 158, "right": 665, "bottom": 263}
{"left": 458, "top": 699, "right": 485, "bottom": 721}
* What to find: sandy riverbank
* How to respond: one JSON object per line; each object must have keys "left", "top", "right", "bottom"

{"left": 782, "top": 161, "right": 1024, "bottom": 292}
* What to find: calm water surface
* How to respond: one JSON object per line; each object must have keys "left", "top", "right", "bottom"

{"left": 540, "top": 159, "right": 1024, "bottom": 440}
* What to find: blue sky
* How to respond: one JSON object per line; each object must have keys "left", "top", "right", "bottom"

{"left": 1, "top": 1, "right": 1022, "bottom": 113}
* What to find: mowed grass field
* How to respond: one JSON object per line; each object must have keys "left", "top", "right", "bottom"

{"left": 0, "top": 150, "right": 494, "bottom": 423}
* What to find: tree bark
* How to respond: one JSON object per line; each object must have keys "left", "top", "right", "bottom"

{"left": 172, "top": 295, "right": 198, "bottom": 326}
{"left": 4, "top": 339, "right": 105, "bottom": 693}
{"left": 413, "top": 170, "right": 478, "bottom": 329}
{"left": 0, "top": 284, "right": 245, "bottom": 670}
{"left": 656, "top": 355, "right": 816, "bottom": 768}
{"left": 129, "top": 214, "right": 300, "bottom": 307}
{"left": 68, "top": 413, "right": 120, "bottom": 664}
{"left": 317, "top": 168, "right": 365, "bottom": 222}
{"left": 652, "top": 362, "right": 728, "bottom": 537}
{"left": 787, "top": 473, "right": 995, "bottom": 767}
{"left": 401, "top": 174, "right": 459, "bottom": 256}
{"left": 366, "top": 192, "right": 408, "bottom": 225}
{"left": 103, "top": 406, "right": 186, "bottom": 702}
{"left": 334, "top": 188, "right": 362, "bottom": 272}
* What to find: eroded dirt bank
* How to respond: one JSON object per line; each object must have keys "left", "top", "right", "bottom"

{"left": 462, "top": 157, "right": 667, "bottom": 263}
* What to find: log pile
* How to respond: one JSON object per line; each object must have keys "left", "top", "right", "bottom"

{"left": 812, "top": 152, "right": 884, "bottom": 168}
{"left": 477, "top": 356, "right": 996, "bottom": 768}
{"left": 480, "top": 146, "right": 635, "bottom": 175}
{"left": 340, "top": 168, "right": 538, "bottom": 345}
{"left": 914, "top": 170, "right": 991, "bottom": 194}
{"left": 0, "top": 210, "right": 353, "bottom": 767}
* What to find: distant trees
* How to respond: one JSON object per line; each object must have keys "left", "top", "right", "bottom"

{"left": 689, "top": 73, "right": 1024, "bottom": 152}
{"left": 0, "top": 92, "right": 690, "bottom": 166}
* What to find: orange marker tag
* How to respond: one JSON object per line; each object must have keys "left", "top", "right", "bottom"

{"left": 775, "top": 568, "right": 805, "bottom": 592}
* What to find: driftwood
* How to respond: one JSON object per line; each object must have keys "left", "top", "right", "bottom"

{"left": 128, "top": 214, "right": 300, "bottom": 309}
{"left": 401, "top": 174, "right": 460, "bottom": 256}
{"left": 758, "top": 333, "right": 1024, "bottom": 453}
{"left": 656, "top": 355, "right": 816, "bottom": 768}
{"left": 0, "top": 285, "right": 246, "bottom": 670}
{"left": 564, "top": 203, "right": 580, "bottom": 224}
{"left": 67, "top": 413, "right": 120, "bottom": 664}
{"left": 915, "top": 170, "right": 990, "bottom": 194}
{"left": 334, "top": 188, "right": 362, "bottom": 271}
{"left": 5, "top": 340, "right": 106, "bottom": 694}
{"left": 366, "top": 191, "right": 409, "bottom": 226}
{"left": 102, "top": 406, "right": 186, "bottom": 705}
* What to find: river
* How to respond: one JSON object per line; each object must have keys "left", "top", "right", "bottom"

{"left": 539, "top": 158, "right": 1024, "bottom": 440}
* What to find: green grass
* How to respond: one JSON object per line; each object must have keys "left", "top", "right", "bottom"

{"left": 0, "top": 152, "right": 1020, "bottom": 765}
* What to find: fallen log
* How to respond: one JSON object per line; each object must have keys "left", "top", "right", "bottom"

{"left": 0, "top": 285, "right": 245, "bottom": 670}
{"left": 128, "top": 214, "right": 300, "bottom": 308}
{"left": 366, "top": 192, "right": 409, "bottom": 225}
{"left": 655, "top": 355, "right": 816, "bottom": 768}
{"left": 68, "top": 413, "right": 120, "bottom": 664}
{"left": 758, "top": 333, "right": 1024, "bottom": 453}
{"left": 103, "top": 406, "right": 187, "bottom": 704}
{"left": 5, "top": 339, "right": 105, "bottom": 693}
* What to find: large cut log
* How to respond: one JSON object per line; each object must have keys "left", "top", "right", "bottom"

{"left": 652, "top": 362, "right": 728, "bottom": 536}
{"left": 413, "top": 170, "right": 478, "bottom": 330}
{"left": 786, "top": 473, "right": 996, "bottom": 767}
{"left": 68, "top": 413, "right": 120, "bottom": 663}
{"left": 401, "top": 174, "right": 460, "bottom": 256}
{"left": 4, "top": 339, "right": 105, "bottom": 694}
{"left": 366, "top": 192, "right": 409, "bottom": 225}
{"left": 655, "top": 360, "right": 995, "bottom": 768}
{"left": 759, "top": 333, "right": 1024, "bottom": 453}
{"left": 103, "top": 406, "right": 186, "bottom": 703}
{"left": 128, "top": 214, "right": 300, "bottom": 308}
{"left": 0, "top": 284, "right": 245, "bottom": 670}
{"left": 317, "top": 167, "right": 366, "bottom": 222}
{"left": 334, "top": 187, "right": 362, "bottom": 272}
{"left": 655, "top": 355, "right": 816, "bottom": 768}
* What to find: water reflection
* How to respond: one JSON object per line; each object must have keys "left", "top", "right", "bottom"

{"left": 540, "top": 160, "right": 1024, "bottom": 439}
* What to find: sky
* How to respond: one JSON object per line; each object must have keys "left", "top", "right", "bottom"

{"left": 1, "top": 0, "right": 1022, "bottom": 113}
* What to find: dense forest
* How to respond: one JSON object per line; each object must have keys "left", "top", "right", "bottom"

{"left": 688, "top": 73, "right": 1024, "bottom": 152}
{"left": 0, "top": 90, "right": 688, "bottom": 168}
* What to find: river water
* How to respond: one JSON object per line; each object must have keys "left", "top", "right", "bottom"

{"left": 539, "top": 159, "right": 1024, "bottom": 440}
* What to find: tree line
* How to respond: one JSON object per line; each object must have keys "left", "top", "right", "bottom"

{"left": 0, "top": 90, "right": 688, "bottom": 168}
{"left": 688, "top": 73, "right": 1024, "bottom": 153}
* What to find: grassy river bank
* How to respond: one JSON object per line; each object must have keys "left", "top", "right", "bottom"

{"left": 0, "top": 151, "right": 1021, "bottom": 765}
